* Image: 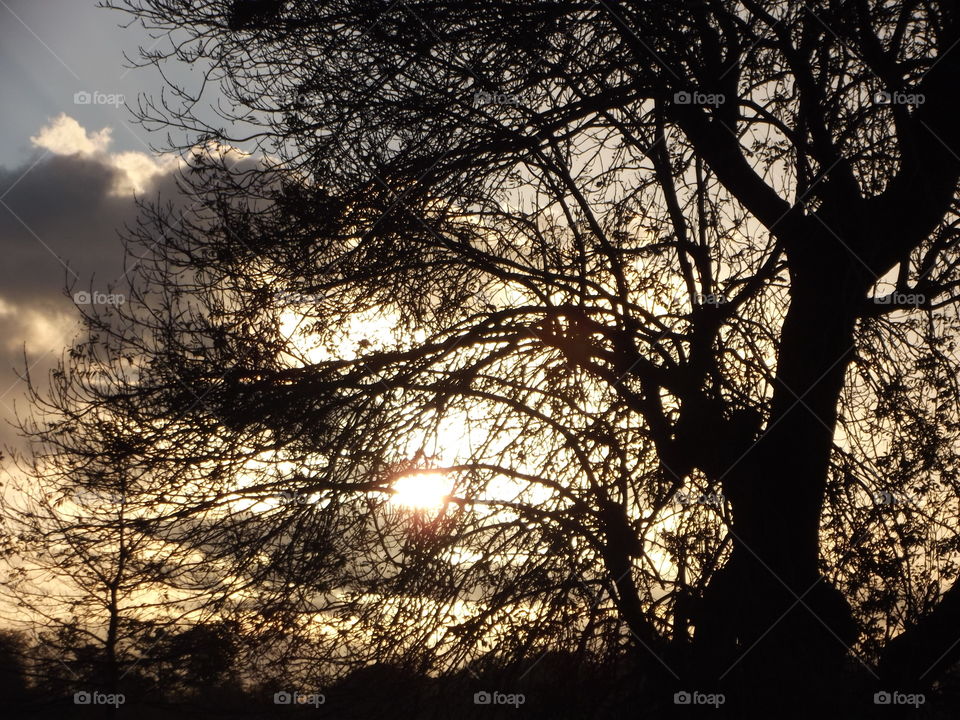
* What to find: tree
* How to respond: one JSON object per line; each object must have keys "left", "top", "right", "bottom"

{"left": 0, "top": 629, "right": 30, "bottom": 706}
{"left": 0, "top": 390, "right": 244, "bottom": 706}
{"left": 39, "top": 0, "right": 960, "bottom": 715}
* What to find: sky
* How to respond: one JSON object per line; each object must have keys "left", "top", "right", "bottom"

{"left": 0, "top": 0, "right": 193, "bottom": 448}
{"left": 0, "top": 0, "right": 169, "bottom": 166}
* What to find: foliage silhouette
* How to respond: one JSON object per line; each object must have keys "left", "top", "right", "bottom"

{"left": 10, "top": 1, "right": 960, "bottom": 717}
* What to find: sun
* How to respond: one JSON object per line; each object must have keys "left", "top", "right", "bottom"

{"left": 390, "top": 472, "right": 451, "bottom": 510}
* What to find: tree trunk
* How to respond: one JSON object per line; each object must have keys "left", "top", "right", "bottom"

{"left": 693, "top": 253, "right": 866, "bottom": 718}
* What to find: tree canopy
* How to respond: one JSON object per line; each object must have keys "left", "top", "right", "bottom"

{"left": 9, "top": 1, "right": 960, "bottom": 716}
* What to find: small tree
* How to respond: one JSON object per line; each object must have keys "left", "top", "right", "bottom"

{"left": 0, "top": 393, "right": 242, "bottom": 704}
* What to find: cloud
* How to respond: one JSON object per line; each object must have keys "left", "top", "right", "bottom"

{"left": 0, "top": 296, "right": 78, "bottom": 354}
{"left": 0, "top": 114, "right": 267, "bottom": 450}
{"left": 30, "top": 114, "right": 113, "bottom": 157}
{"left": 0, "top": 115, "right": 186, "bottom": 446}
{"left": 29, "top": 113, "right": 180, "bottom": 195}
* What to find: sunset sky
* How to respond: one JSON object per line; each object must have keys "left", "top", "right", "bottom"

{"left": 1, "top": 3, "right": 958, "bottom": 717}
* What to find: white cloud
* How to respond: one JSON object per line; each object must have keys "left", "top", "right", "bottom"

{"left": 0, "top": 115, "right": 190, "bottom": 448}
{"left": 29, "top": 114, "right": 178, "bottom": 195}
{"left": 110, "top": 150, "right": 179, "bottom": 195}
{"left": 30, "top": 114, "right": 112, "bottom": 156}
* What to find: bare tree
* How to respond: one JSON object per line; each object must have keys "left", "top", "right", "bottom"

{"left": 24, "top": 0, "right": 960, "bottom": 715}
{"left": 0, "top": 380, "right": 249, "bottom": 706}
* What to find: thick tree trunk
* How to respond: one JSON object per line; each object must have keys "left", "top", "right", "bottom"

{"left": 692, "top": 255, "right": 867, "bottom": 718}
{"left": 676, "top": 23, "right": 960, "bottom": 716}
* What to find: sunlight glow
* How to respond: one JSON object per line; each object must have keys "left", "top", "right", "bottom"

{"left": 390, "top": 472, "right": 452, "bottom": 510}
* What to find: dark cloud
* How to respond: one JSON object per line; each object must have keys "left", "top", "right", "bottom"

{"left": 0, "top": 153, "right": 132, "bottom": 301}
{"left": 0, "top": 118, "right": 184, "bottom": 447}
